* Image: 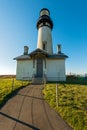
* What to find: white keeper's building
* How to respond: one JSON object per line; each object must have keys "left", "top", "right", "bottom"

{"left": 14, "top": 8, "right": 68, "bottom": 83}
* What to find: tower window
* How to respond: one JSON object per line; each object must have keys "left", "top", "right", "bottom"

{"left": 43, "top": 43, "right": 46, "bottom": 50}
{"left": 42, "top": 41, "right": 47, "bottom": 51}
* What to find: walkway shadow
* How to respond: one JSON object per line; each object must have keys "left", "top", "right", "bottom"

{"left": 17, "top": 93, "right": 44, "bottom": 101}
{"left": 0, "top": 112, "right": 40, "bottom": 130}
{"left": 0, "top": 86, "right": 26, "bottom": 109}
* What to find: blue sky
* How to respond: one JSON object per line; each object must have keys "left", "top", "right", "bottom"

{"left": 0, "top": 0, "right": 87, "bottom": 75}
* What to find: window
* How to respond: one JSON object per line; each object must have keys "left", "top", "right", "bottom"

{"left": 33, "top": 59, "right": 35, "bottom": 68}
{"left": 43, "top": 43, "right": 46, "bottom": 50}
{"left": 44, "top": 59, "right": 46, "bottom": 68}
{"left": 42, "top": 41, "right": 47, "bottom": 51}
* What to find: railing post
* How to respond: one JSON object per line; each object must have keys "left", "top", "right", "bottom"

{"left": 44, "top": 77, "right": 46, "bottom": 87}
{"left": 43, "top": 74, "right": 46, "bottom": 87}
{"left": 56, "top": 83, "right": 58, "bottom": 108}
{"left": 12, "top": 78, "right": 14, "bottom": 92}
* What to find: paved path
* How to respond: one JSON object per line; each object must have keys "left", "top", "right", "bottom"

{"left": 0, "top": 85, "right": 73, "bottom": 130}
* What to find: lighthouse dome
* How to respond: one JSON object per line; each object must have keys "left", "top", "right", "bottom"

{"left": 37, "top": 8, "right": 53, "bottom": 29}
{"left": 40, "top": 8, "right": 50, "bottom": 16}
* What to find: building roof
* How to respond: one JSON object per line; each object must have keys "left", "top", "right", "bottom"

{"left": 48, "top": 53, "right": 68, "bottom": 59}
{"left": 13, "top": 54, "right": 31, "bottom": 60}
{"left": 29, "top": 48, "right": 49, "bottom": 56}
{"left": 14, "top": 48, "right": 68, "bottom": 60}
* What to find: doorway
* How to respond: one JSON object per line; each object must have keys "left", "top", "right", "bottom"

{"left": 37, "top": 58, "right": 43, "bottom": 77}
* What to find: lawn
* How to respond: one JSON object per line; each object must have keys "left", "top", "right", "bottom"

{"left": 0, "top": 76, "right": 87, "bottom": 130}
{"left": 43, "top": 81, "right": 87, "bottom": 130}
{"left": 0, "top": 76, "right": 30, "bottom": 107}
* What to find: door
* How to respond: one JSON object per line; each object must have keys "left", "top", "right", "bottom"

{"left": 37, "top": 58, "right": 43, "bottom": 77}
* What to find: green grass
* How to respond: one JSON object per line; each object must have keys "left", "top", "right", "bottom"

{"left": 43, "top": 83, "right": 87, "bottom": 130}
{"left": 0, "top": 77, "right": 30, "bottom": 107}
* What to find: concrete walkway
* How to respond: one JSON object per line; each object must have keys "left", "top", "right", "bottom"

{"left": 0, "top": 85, "right": 73, "bottom": 130}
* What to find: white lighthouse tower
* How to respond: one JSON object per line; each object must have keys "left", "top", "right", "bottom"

{"left": 37, "top": 8, "right": 53, "bottom": 54}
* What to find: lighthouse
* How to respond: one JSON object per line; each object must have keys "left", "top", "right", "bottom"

{"left": 14, "top": 8, "right": 68, "bottom": 82}
{"left": 37, "top": 8, "right": 53, "bottom": 54}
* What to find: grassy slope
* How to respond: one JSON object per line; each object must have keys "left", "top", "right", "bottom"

{"left": 0, "top": 77, "right": 29, "bottom": 107}
{"left": 43, "top": 82, "right": 87, "bottom": 130}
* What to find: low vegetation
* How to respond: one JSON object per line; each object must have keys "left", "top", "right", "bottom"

{"left": 0, "top": 76, "right": 30, "bottom": 107}
{"left": 0, "top": 75, "right": 87, "bottom": 130}
{"left": 43, "top": 80, "right": 87, "bottom": 130}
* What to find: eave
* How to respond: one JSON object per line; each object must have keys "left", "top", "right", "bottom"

{"left": 13, "top": 54, "right": 31, "bottom": 60}
{"left": 48, "top": 53, "right": 68, "bottom": 59}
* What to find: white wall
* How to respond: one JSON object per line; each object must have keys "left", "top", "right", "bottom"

{"left": 16, "top": 60, "right": 33, "bottom": 80}
{"left": 46, "top": 59, "right": 66, "bottom": 81}
{"left": 37, "top": 26, "right": 53, "bottom": 54}
{"left": 16, "top": 58, "right": 66, "bottom": 81}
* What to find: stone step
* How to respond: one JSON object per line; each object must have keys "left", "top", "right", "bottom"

{"left": 32, "top": 78, "right": 44, "bottom": 84}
